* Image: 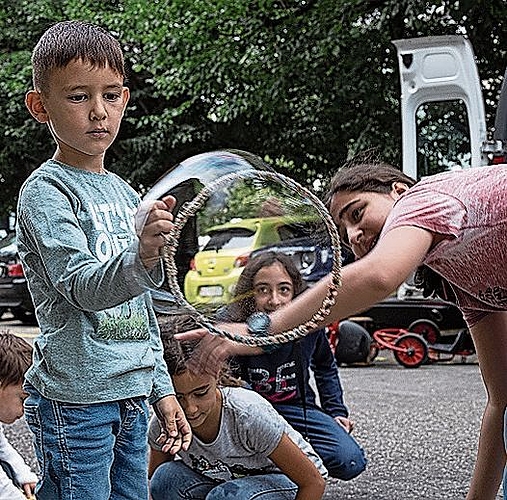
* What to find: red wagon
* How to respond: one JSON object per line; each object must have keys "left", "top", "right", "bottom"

{"left": 372, "top": 328, "right": 428, "bottom": 368}
{"left": 329, "top": 319, "right": 476, "bottom": 369}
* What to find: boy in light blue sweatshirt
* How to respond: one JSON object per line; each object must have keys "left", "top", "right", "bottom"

{"left": 18, "top": 20, "right": 191, "bottom": 500}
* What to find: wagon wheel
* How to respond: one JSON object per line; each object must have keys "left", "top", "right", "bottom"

{"left": 408, "top": 319, "right": 441, "bottom": 345}
{"left": 393, "top": 334, "right": 428, "bottom": 369}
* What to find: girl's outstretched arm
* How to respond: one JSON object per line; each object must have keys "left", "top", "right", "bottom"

{"left": 270, "top": 225, "right": 434, "bottom": 333}
{"left": 269, "top": 433, "right": 326, "bottom": 500}
{"left": 175, "top": 226, "right": 434, "bottom": 373}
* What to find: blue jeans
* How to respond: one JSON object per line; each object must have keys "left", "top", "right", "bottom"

{"left": 24, "top": 383, "right": 149, "bottom": 500}
{"left": 150, "top": 461, "right": 298, "bottom": 500}
{"left": 275, "top": 404, "right": 367, "bottom": 480}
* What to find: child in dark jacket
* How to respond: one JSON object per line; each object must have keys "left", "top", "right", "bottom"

{"left": 222, "top": 251, "right": 366, "bottom": 480}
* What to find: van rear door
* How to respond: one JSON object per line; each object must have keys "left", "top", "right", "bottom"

{"left": 392, "top": 35, "right": 488, "bottom": 179}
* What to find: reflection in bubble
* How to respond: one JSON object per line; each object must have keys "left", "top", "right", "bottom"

{"left": 143, "top": 149, "right": 340, "bottom": 342}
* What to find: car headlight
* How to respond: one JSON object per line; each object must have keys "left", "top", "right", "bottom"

{"left": 300, "top": 251, "right": 316, "bottom": 271}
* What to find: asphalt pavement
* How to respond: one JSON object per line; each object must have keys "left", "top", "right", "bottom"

{"left": 2, "top": 317, "right": 503, "bottom": 500}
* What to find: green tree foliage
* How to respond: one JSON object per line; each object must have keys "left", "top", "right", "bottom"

{"left": 195, "top": 177, "right": 320, "bottom": 230}
{"left": 0, "top": 0, "right": 505, "bottom": 218}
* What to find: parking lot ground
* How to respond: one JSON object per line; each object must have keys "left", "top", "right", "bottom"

{"left": 2, "top": 317, "right": 503, "bottom": 499}
{"left": 322, "top": 357, "right": 503, "bottom": 500}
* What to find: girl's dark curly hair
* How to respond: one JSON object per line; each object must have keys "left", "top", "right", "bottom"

{"left": 158, "top": 314, "right": 242, "bottom": 387}
{"left": 413, "top": 266, "right": 457, "bottom": 303}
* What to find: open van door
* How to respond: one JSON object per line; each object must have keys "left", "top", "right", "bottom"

{"left": 393, "top": 35, "right": 488, "bottom": 179}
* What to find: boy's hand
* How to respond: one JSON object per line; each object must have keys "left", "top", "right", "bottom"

{"left": 153, "top": 395, "right": 192, "bottom": 455}
{"left": 135, "top": 195, "right": 176, "bottom": 269}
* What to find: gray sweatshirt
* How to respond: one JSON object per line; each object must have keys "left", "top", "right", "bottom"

{"left": 16, "top": 160, "right": 174, "bottom": 404}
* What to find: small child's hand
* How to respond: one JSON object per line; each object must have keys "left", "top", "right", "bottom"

{"left": 135, "top": 195, "right": 176, "bottom": 269}
{"left": 153, "top": 394, "right": 192, "bottom": 455}
{"left": 22, "top": 481, "right": 36, "bottom": 499}
{"left": 335, "top": 416, "right": 354, "bottom": 433}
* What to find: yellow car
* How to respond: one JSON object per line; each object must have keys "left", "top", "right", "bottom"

{"left": 184, "top": 215, "right": 319, "bottom": 306}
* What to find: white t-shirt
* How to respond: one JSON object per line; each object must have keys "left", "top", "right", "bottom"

{"left": 148, "top": 386, "right": 327, "bottom": 481}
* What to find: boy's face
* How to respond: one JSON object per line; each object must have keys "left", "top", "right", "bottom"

{"left": 26, "top": 58, "right": 130, "bottom": 170}
{"left": 0, "top": 382, "right": 27, "bottom": 424}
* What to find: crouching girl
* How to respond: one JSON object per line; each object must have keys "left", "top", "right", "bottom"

{"left": 148, "top": 317, "right": 328, "bottom": 500}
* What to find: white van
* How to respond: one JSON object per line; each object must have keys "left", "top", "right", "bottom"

{"left": 393, "top": 35, "right": 507, "bottom": 179}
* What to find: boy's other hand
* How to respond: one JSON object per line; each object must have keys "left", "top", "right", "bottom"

{"left": 153, "top": 394, "right": 192, "bottom": 455}
{"left": 135, "top": 195, "right": 176, "bottom": 269}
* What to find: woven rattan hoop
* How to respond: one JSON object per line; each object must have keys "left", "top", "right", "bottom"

{"left": 161, "top": 170, "right": 341, "bottom": 347}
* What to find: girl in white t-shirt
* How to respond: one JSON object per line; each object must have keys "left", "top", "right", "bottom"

{"left": 148, "top": 317, "right": 327, "bottom": 500}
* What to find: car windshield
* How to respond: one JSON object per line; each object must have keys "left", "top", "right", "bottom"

{"left": 203, "top": 228, "right": 256, "bottom": 251}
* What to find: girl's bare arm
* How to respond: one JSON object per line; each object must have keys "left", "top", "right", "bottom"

{"left": 269, "top": 433, "right": 326, "bottom": 500}
{"left": 270, "top": 225, "right": 434, "bottom": 333}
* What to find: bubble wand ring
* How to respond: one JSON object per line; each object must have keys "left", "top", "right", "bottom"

{"left": 162, "top": 170, "right": 341, "bottom": 347}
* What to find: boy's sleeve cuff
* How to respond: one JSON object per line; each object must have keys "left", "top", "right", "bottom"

{"left": 124, "top": 240, "right": 165, "bottom": 290}
{"left": 148, "top": 390, "right": 176, "bottom": 406}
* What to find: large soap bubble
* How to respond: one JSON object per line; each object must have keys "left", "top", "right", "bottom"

{"left": 144, "top": 149, "right": 341, "bottom": 347}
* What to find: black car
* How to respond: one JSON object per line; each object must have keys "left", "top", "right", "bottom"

{"left": 249, "top": 236, "right": 354, "bottom": 285}
{"left": 353, "top": 296, "right": 467, "bottom": 344}
{"left": 0, "top": 233, "right": 36, "bottom": 324}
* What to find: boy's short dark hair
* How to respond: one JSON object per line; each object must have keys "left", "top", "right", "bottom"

{"left": 0, "top": 332, "right": 32, "bottom": 386}
{"left": 31, "top": 20, "right": 125, "bottom": 92}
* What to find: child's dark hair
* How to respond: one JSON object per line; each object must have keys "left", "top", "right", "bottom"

{"left": 0, "top": 332, "right": 32, "bottom": 386}
{"left": 224, "top": 251, "right": 305, "bottom": 322}
{"left": 158, "top": 315, "right": 241, "bottom": 387}
{"left": 325, "top": 162, "right": 417, "bottom": 206}
{"left": 31, "top": 20, "right": 125, "bottom": 93}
